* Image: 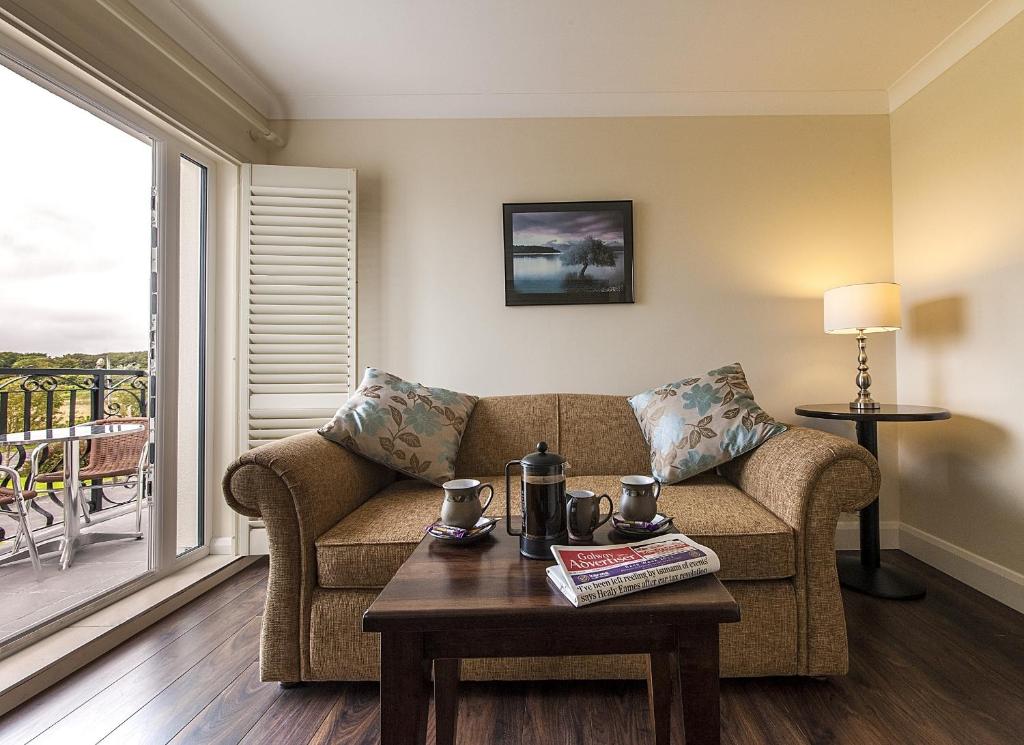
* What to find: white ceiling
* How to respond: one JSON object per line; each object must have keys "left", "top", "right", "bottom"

{"left": 131, "top": 0, "right": 1012, "bottom": 119}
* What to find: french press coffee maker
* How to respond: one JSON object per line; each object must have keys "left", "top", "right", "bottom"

{"left": 505, "top": 442, "right": 569, "bottom": 559}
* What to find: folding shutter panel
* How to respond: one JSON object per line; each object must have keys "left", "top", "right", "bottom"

{"left": 239, "top": 164, "right": 356, "bottom": 553}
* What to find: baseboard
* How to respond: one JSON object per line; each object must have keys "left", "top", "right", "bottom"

{"left": 898, "top": 523, "right": 1024, "bottom": 614}
{"left": 835, "top": 520, "right": 900, "bottom": 551}
{"left": 209, "top": 536, "right": 235, "bottom": 555}
{"left": 833, "top": 520, "right": 1023, "bottom": 614}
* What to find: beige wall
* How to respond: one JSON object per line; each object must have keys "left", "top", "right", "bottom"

{"left": 270, "top": 115, "right": 901, "bottom": 518}
{"left": 891, "top": 15, "right": 1024, "bottom": 575}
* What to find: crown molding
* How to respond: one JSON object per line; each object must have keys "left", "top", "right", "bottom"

{"left": 276, "top": 89, "right": 889, "bottom": 121}
{"left": 131, "top": 0, "right": 1021, "bottom": 121}
{"left": 887, "top": 0, "right": 1024, "bottom": 111}
{"left": 129, "top": 0, "right": 285, "bottom": 118}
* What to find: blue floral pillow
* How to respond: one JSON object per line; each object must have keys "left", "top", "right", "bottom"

{"left": 628, "top": 363, "right": 787, "bottom": 484}
{"left": 319, "top": 368, "right": 479, "bottom": 485}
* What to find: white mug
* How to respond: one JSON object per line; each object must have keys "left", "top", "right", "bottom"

{"left": 440, "top": 478, "right": 494, "bottom": 529}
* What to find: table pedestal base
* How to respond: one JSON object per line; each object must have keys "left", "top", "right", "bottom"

{"left": 837, "top": 554, "right": 926, "bottom": 600}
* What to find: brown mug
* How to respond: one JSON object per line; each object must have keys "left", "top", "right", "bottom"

{"left": 566, "top": 490, "right": 613, "bottom": 542}
{"left": 619, "top": 475, "right": 661, "bottom": 522}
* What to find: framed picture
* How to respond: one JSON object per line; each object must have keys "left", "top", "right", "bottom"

{"left": 503, "top": 200, "right": 634, "bottom": 306}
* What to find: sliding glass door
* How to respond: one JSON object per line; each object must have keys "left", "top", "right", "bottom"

{"left": 0, "top": 51, "right": 214, "bottom": 654}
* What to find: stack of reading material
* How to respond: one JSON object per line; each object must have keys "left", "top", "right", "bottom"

{"left": 546, "top": 534, "right": 721, "bottom": 607}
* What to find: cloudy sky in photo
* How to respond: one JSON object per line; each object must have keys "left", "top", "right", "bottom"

{"left": 512, "top": 210, "right": 624, "bottom": 247}
{"left": 0, "top": 63, "right": 151, "bottom": 356}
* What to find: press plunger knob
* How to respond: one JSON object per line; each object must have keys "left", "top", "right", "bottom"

{"left": 537, "top": 442, "right": 547, "bottom": 453}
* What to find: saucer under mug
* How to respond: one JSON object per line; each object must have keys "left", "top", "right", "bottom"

{"left": 426, "top": 516, "right": 497, "bottom": 545}
{"left": 611, "top": 512, "right": 674, "bottom": 538}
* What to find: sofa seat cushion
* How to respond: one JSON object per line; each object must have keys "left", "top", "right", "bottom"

{"left": 315, "top": 473, "right": 794, "bottom": 589}
{"left": 586, "top": 473, "right": 795, "bottom": 580}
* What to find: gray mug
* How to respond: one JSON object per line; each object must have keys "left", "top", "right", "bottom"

{"left": 619, "top": 475, "right": 661, "bottom": 522}
{"left": 567, "top": 490, "right": 613, "bottom": 542}
{"left": 441, "top": 478, "right": 494, "bottom": 529}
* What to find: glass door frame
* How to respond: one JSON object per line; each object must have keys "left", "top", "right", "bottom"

{"left": 0, "top": 39, "right": 224, "bottom": 657}
{"left": 151, "top": 140, "right": 217, "bottom": 573}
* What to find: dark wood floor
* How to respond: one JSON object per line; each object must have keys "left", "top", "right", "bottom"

{"left": 2, "top": 551, "right": 1022, "bottom": 744}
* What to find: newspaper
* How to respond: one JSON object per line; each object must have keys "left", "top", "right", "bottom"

{"left": 546, "top": 533, "right": 721, "bottom": 607}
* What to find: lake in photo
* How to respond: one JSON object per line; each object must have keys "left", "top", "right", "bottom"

{"left": 511, "top": 249, "right": 625, "bottom": 294}
{"left": 503, "top": 202, "right": 634, "bottom": 305}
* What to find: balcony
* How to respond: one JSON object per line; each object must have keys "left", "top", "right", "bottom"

{"left": 0, "top": 367, "right": 150, "bottom": 646}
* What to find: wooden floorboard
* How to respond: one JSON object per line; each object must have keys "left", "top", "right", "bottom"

{"left": 307, "top": 684, "right": 379, "bottom": 745}
{"left": 169, "top": 661, "right": 282, "bottom": 745}
{"left": 238, "top": 683, "right": 342, "bottom": 745}
{"left": 27, "top": 581, "right": 267, "bottom": 745}
{"left": 1, "top": 550, "right": 1021, "bottom": 745}
{"left": 0, "top": 560, "right": 267, "bottom": 744}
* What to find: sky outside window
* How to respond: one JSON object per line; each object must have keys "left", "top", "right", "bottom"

{"left": 0, "top": 63, "right": 151, "bottom": 356}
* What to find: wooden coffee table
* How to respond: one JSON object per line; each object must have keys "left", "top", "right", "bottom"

{"left": 362, "top": 522, "right": 740, "bottom": 745}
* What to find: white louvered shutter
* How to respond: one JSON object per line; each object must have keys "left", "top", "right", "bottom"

{"left": 239, "top": 165, "right": 356, "bottom": 553}
{"left": 242, "top": 164, "right": 356, "bottom": 447}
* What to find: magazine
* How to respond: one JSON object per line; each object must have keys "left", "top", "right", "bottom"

{"left": 546, "top": 533, "right": 721, "bottom": 607}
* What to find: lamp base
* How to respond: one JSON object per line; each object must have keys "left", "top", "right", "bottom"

{"left": 850, "top": 332, "right": 880, "bottom": 410}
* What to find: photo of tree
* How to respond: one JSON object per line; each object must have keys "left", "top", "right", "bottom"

{"left": 503, "top": 201, "right": 634, "bottom": 306}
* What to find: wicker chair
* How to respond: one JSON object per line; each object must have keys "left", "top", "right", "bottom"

{"left": 0, "top": 458, "right": 42, "bottom": 572}
{"left": 32, "top": 417, "right": 149, "bottom": 533}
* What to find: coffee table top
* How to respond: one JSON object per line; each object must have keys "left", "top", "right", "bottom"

{"left": 362, "top": 520, "right": 740, "bottom": 633}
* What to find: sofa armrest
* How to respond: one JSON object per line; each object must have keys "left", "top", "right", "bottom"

{"left": 222, "top": 431, "right": 395, "bottom": 681}
{"left": 719, "top": 426, "right": 879, "bottom": 526}
{"left": 719, "top": 426, "right": 880, "bottom": 675}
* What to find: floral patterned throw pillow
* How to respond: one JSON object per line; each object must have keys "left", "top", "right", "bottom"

{"left": 319, "top": 368, "right": 479, "bottom": 485}
{"left": 628, "top": 363, "right": 787, "bottom": 484}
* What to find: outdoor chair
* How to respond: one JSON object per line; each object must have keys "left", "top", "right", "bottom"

{"left": 32, "top": 417, "right": 149, "bottom": 534}
{"left": 0, "top": 456, "right": 42, "bottom": 572}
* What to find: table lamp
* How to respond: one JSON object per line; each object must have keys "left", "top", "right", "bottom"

{"left": 824, "top": 282, "right": 901, "bottom": 410}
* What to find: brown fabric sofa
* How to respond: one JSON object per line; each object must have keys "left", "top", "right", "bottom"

{"left": 223, "top": 394, "right": 879, "bottom": 684}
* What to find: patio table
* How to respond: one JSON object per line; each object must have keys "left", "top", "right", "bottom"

{"left": 0, "top": 423, "right": 145, "bottom": 570}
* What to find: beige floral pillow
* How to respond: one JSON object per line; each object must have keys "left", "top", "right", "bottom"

{"left": 319, "top": 368, "right": 479, "bottom": 485}
{"left": 628, "top": 363, "right": 787, "bottom": 484}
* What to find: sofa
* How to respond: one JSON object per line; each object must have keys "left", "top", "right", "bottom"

{"left": 222, "top": 393, "right": 879, "bottom": 684}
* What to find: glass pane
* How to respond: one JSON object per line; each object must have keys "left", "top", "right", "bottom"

{"left": 0, "top": 62, "right": 152, "bottom": 646}
{"left": 176, "top": 155, "right": 207, "bottom": 555}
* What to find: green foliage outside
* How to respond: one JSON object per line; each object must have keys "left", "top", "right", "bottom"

{"left": 0, "top": 351, "right": 147, "bottom": 370}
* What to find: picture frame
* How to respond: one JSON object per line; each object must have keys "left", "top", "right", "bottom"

{"left": 503, "top": 200, "right": 634, "bottom": 306}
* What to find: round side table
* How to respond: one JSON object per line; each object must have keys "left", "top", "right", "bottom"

{"left": 794, "top": 404, "right": 951, "bottom": 600}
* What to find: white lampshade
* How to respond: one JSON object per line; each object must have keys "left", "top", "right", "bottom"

{"left": 824, "top": 282, "right": 901, "bottom": 334}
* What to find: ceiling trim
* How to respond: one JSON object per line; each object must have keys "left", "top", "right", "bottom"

{"left": 276, "top": 89, "right": 890, "bottom": 120}
{"left": 129, "top": 0, "right": 285, "bottom": 118}
{"left": 131, "top": 0, "right": 1021, "bottom": 121}
{"left": 887, "top": 0, "right": 1024, "bottom": 111}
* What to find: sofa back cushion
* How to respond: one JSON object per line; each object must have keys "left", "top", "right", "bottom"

{"left": 454, "top": 395, "right": 558, "bottom": 476}
{"left": 454, "top": 393, "right": 651, "bottom": 477}
{"left": 558, "top": 394, "right": 650, "bottom": 476}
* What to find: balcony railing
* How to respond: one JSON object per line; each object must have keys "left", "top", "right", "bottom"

{"left": 0, "top": 367, "right": 148, "bottom": 536}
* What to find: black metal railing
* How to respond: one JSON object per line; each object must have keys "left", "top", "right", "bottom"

{"left": 0, "top": 367, "right": 147, "bottom": 435}
{"left": 0, "top": 367, "right": 147, "bottom": 536}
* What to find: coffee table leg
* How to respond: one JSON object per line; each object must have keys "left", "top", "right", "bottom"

{"left": 380, "top": 632, "right": 430, "bottom": 745}
{"left": 677, "top": 625, "right": 721, "bottom": 745}
{"left": 434, "top": 658, "right": 460, "bottom": 745}
{"left": 646, "top": 652, "right": 672, "bottom": 745}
